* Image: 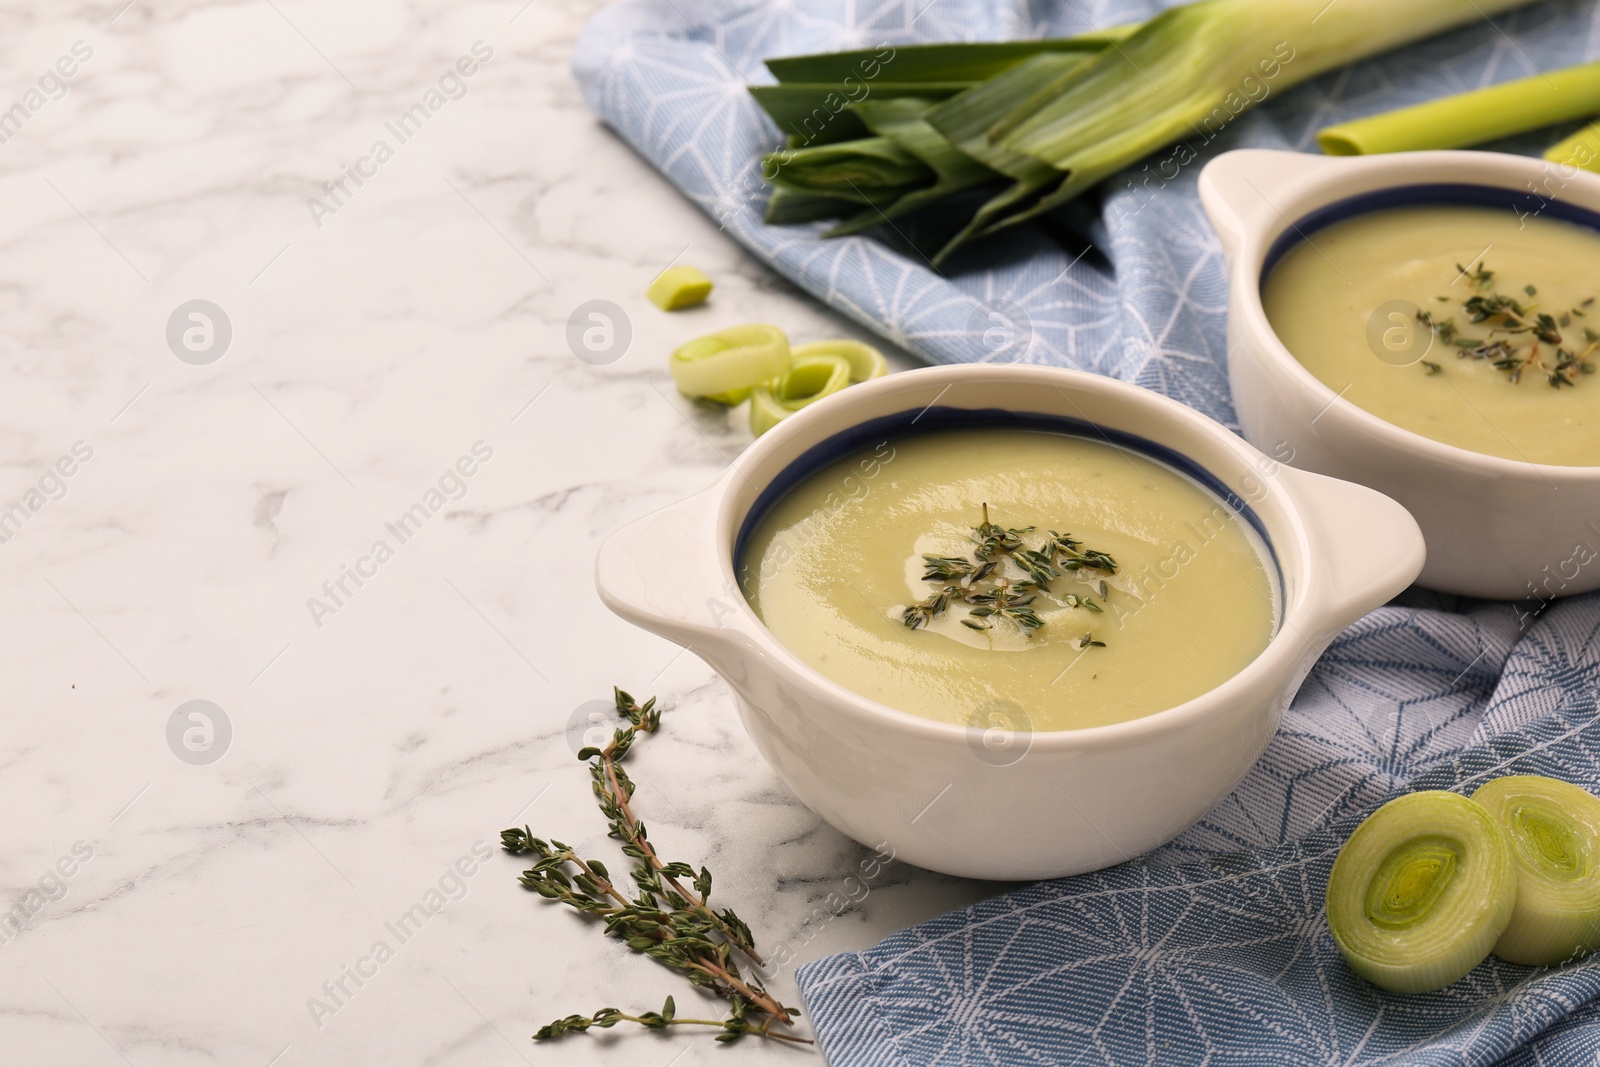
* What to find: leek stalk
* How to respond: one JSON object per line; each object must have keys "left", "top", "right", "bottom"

{"left": 1317, "top": 61, "right": 1600, "bottom": 155}
{"left": 1326, "top": 791, "right": 1515, "bottom": 993}
{"left": 1471, "top": 775, "right": 1600, "bottom": 966}
{"left": 1546, "top": 122, "right": 1600, "bottom": 174}
{"left": 753, "top": 0, "right": 1542, "bottom": 267}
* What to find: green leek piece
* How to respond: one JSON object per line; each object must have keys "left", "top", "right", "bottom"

{"left": 762, "top": 30, "right": 1139, "bottom": 87}
{"left": 764, "top": 187, "right": 863, "bottom": 225}
{"left": 824, "top": 97, "right": 998, "bottom": 237}
{"left": 791, "top": 340, "right": 888, "bottom": 382}
{"left": 753, "top": 29, "right": 1133, "bottom": 214}
{"left": 1545, "top": 121, "right": 1600, "bottom": 174}
{"left": 928, "top": 52, "right": 1094, "bottom": 179}
{"left": 762, "top": 53, "right": 1100, "bottom": 246}
{"left": 1471, "top": 775, "right": 1600, "bottom": 966}
{"left": 669, "top": 325, "right": 790, "bottom": 400}
{"left": 749, "top": 354, "right": 853, "bottom": 436}
{"left": 921, "top": 51, "right": 1098, "bottom": 259}
{"left": 1327, "top": 790, "right": 1516, "bottom": 994}
{"left": 1317, "top": 61, "right": 1600, "bottom": 156}
{"left": 765, "top": 135, "right": 934, "bottom": 203}
{"left": 750, "top": 82, "right": 970, "bottom": 147}
{"left": 647, "top": 266, "right": 714, "bottom": 311}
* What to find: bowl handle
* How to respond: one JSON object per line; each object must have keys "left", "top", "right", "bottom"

{"left": 1197, "top": 149, "right": 1346, "bottom": 261}
{"left": 593, "top": 477, "right": 755, "bottom": 661}
{"left": 1272, "top": 465, "right": 1426, "bottom": 638}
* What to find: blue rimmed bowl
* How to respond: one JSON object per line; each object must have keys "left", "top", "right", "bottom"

{"left": 1201, "top": 148, "right": 1600, "bottom": 600}
{"left": 594, "top": 365, "right": 1422, "bottom": 878}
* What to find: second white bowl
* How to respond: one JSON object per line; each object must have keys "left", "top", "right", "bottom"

{"left": 1201, "top": 148, "right": 1600, "bottom": 601}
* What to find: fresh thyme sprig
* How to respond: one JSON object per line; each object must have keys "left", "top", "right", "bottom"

{"left": 902, "top": 504, "right": 1117, "bottom": 641}
{"left": 503, "top": 688, "right": 808, "bottom": 1046}
{"left": 536, "top": 996, "right": 808, "bottom": 1044}
{"left": 1416, "top": 264, "right": 1598, "bottom": 387}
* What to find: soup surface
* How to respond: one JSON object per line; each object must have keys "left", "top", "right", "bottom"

{"left": 1263, "top": 204, "right": 1600, "bottom": 465}
{"left": 738, "top": 428, "right": 1278, "bottom": 731}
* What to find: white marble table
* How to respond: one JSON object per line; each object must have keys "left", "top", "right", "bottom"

{"left": 0, "top": 2, "right": 997, "bottom": 1063}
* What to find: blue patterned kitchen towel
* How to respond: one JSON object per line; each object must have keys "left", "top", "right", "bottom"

{"left": 572, "top": 1, "right": 1600, "bottom": 1063}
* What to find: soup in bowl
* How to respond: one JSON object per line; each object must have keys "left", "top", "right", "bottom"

{"left": 1201, "top": 148, "right": 1600, "bottom": 599}
{"left": 595, "top": 365, "right": 1422, "bottom": 878}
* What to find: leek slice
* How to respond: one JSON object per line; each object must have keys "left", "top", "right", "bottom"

{"left": 791, "top": 340, "right": 887, "bottom": 382}
{"left": 1327, "top": 791, "right": 1515, "bottom": 993}
{"left": 1545, "top": 122, "right": 1600, "bottom": 174}
{"left": 1318, "top": 61, "right": 1600, "bottom": 155}
{"left": 669, "top": 325, "right": 790, "bottom": 400}
{"left": 749, "top": 354, "right": 853, "bottom": 436}
{"left": 647, "top": 266, "right": 713, "bottom": 311}
{"left": 1471, "top": 775, "right": 1600, "bottom": 966}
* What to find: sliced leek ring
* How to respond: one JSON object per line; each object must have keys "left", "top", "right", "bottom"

{"left": 669, "top": 325, "right": 790, "bottom": 399}
{"left": 1471, "top": 775, "right": 1600, "bottom": 966}
{"left": 749, "top": 355, "right": 853, "bottom": 437}
{"left": 703, "top": 386, "right": 752, "bottom": 406}
{"left": 1326, "top": 790, "right": 1515, "bottom": 993}
{"left": 791, "top": 339, "right": 888, "bottom": 383}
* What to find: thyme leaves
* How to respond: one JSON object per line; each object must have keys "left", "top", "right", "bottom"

{"left": 901, "top": 504, "right": 1117, "bottom": 642}
{"left": 1416, "top": 263, "right": 1598, "bottom": 387}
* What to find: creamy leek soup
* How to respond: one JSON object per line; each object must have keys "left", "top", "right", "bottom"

{"left": 1262, "top": 204, "right": 1600, "bottom": 465}
{"left": 738, "top": 428, "right": 1278, "bottom": 731}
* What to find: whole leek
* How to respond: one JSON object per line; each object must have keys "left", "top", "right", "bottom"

{"left": 754, "top": 0, "right": 1542, "bottom": 267}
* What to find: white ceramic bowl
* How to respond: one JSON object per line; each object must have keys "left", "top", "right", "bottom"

{"left": 1200, "top": 148, "right": 1600, "bottom": 600}
{"left": 595, "top": 365, "right": 1422, "bottom": 879}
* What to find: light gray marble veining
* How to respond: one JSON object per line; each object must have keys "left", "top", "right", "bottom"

{"left": 0, "top": 2, "right": 995, "bottom": 1063}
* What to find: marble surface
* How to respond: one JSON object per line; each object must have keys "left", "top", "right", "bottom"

{"left": 0, "top": 1, "right": 996, "bottom": 1063}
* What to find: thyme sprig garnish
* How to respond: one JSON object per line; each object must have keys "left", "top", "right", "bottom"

{"left": 1416, "top": 264, "right": 1598, "bottom": 387}
{"left": 503, "top": 688, "right": 808, "bottom": 1046}
{"left": 902, "top": 504, "right": 1116, "bottom": 641}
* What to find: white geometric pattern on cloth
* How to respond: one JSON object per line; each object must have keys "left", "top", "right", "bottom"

{"left": 572, "top": 1, "right": 1600, "bottom": 1062}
